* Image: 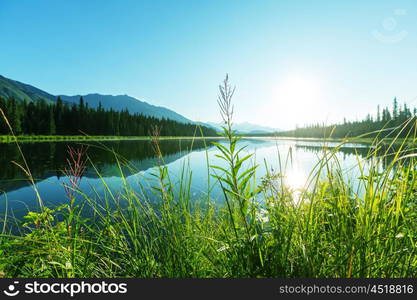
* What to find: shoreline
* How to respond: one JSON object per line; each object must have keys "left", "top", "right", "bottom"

{"left": 0, "top": 135, "right": 224, "bottom": 144}
{"left": 0, "top": 134, "right": 409, "bottom": 144}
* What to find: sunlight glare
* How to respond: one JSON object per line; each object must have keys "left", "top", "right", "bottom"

{"left": 285, "top": 167, "right": 307, "bottom": 191}
{"left": 269, "top": 73, "right": 324, "bottom": 128}
{"left": 284, "top": 167, "right": 308, "bottom": 203}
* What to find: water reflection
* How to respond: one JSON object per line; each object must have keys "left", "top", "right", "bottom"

{"left": 0, "top": 139, "right": 212, "bottom": 193}
{"left": 0, "top": 138, "right": 378, "bottom": 217}
{"left": 295, "top": 142, "right": 412, "bottom": 169}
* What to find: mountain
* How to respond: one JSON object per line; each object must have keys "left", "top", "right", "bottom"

{"left": 206, "top": 121, "right": 281, "bottom": 134}
{"left": 59, "top": 94, "right": 192, "bottom": 123}
{"left": 0, "top": 75, "right": 56, "bottom": 103}
{"left": 0, "top": 74, "right": 192, "bottom": 123}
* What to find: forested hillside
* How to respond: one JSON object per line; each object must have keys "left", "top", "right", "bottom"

{"left": 277, "top": 98, "right": 416, "bottom": 138}
{"left": 0, "top": 96, "right": 217, "bottom": 137}
{"left": 0, "top": 74, "right": 195, "bottom": 124}
{"left": 0, "top": 75, "right": 56, "bottom": 103}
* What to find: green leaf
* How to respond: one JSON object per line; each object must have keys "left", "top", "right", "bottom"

{"left": 234, "top": 154, "right": 253, "bottom": 173}
{"left": 211, "top": 165, "right": 231, "bottom": 176}
{"left": 238, "top": 165, "right": 258, "bottom": 181}
{"left": 212, "top": 142, "right": 231, "bottom": 155}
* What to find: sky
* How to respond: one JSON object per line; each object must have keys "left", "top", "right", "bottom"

{"left": 1, "top": 0, "right": 417, "bottom": 130}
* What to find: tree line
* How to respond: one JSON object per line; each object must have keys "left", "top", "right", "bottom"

{"left": 0, "top": 96, "right": 217, "bottom": 137}
{"left": 276, "top": 98, "right": 417, "bottom": 139}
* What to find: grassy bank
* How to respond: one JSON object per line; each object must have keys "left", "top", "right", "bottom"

{"left": 0, "top": 78, "right": 416, "bottom": 278}
{"left": 1, "top": 133, "right": 411, "bottom": 146}
{"left": 0, "top": 135, "right": 222, "bottom": 144}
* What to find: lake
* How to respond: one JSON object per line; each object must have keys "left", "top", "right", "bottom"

{"left": 0, "top": 138, "right": 378, "bottom": 218}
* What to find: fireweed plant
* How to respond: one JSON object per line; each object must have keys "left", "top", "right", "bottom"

{"left": 0, "top": 76, "right": 416, "bottom": 278}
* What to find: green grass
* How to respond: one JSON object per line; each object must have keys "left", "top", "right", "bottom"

{"left": 0, "top": 135, "right": 222, "bottom": 143}
{"left": 2, "top": 134, "right": 411, "bottom": 146}
{"left": 0, "top": 78, "right": 416, "bottom": 278}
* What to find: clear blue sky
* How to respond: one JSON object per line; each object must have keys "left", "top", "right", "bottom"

{"left": 1, "top": 0, "right": 416, "bottom": 129}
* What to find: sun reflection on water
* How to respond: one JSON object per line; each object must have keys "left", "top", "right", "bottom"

{"left": 284, "top": 167, "right": 308, "bottom": 203}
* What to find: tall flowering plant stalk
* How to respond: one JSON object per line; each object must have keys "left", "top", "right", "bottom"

{"left": 210, "top": 75, "right": 263, "bottom": 276}
{"left": 63, "top": 146, "right": 88, "bottom": 234}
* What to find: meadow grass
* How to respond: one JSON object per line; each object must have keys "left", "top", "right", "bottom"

{"left": 0, "top": 135, "right": 222, "bottom": 144}
{"left": 0, "top": 79, "right": 416, "bottom": 278}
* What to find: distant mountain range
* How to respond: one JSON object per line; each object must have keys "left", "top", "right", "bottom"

{"left": 206, "top": 121, "right": 280, "bottom": 135}
{"left": 0, "top": 74, "right": 192, "bottom": 124}
{"left": 0, "top": 74, "right": 278, "bottom": 133}
{"left": 59, "top": 94, "right": 191, "bottom": 123}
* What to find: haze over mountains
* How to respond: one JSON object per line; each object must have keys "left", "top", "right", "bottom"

{"left": 0, "top": 74, "right": 277, "bottom": 133}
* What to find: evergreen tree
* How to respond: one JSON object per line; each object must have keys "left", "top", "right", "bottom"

{"left": 10, "top": 98, "right": 22, "bottom": 134}
{"left": 48, "top": 106, "right": 56, "bottom": 135}
{"left": 55, "top": 96, "right": 64, "bottom": 133}
{"left": 0, "top": 96, "right": 217, "bottom": 137}
{"left": 393, "top": 97, "right": 398, "bottom": 120}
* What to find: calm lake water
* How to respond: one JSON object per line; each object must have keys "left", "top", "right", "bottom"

{"left": 0, "top": 138, "right": 376, "bottom": 218}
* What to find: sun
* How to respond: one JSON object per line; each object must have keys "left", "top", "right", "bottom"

{"left": 269, "top": 73, "right": 324, "bottom": 128}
